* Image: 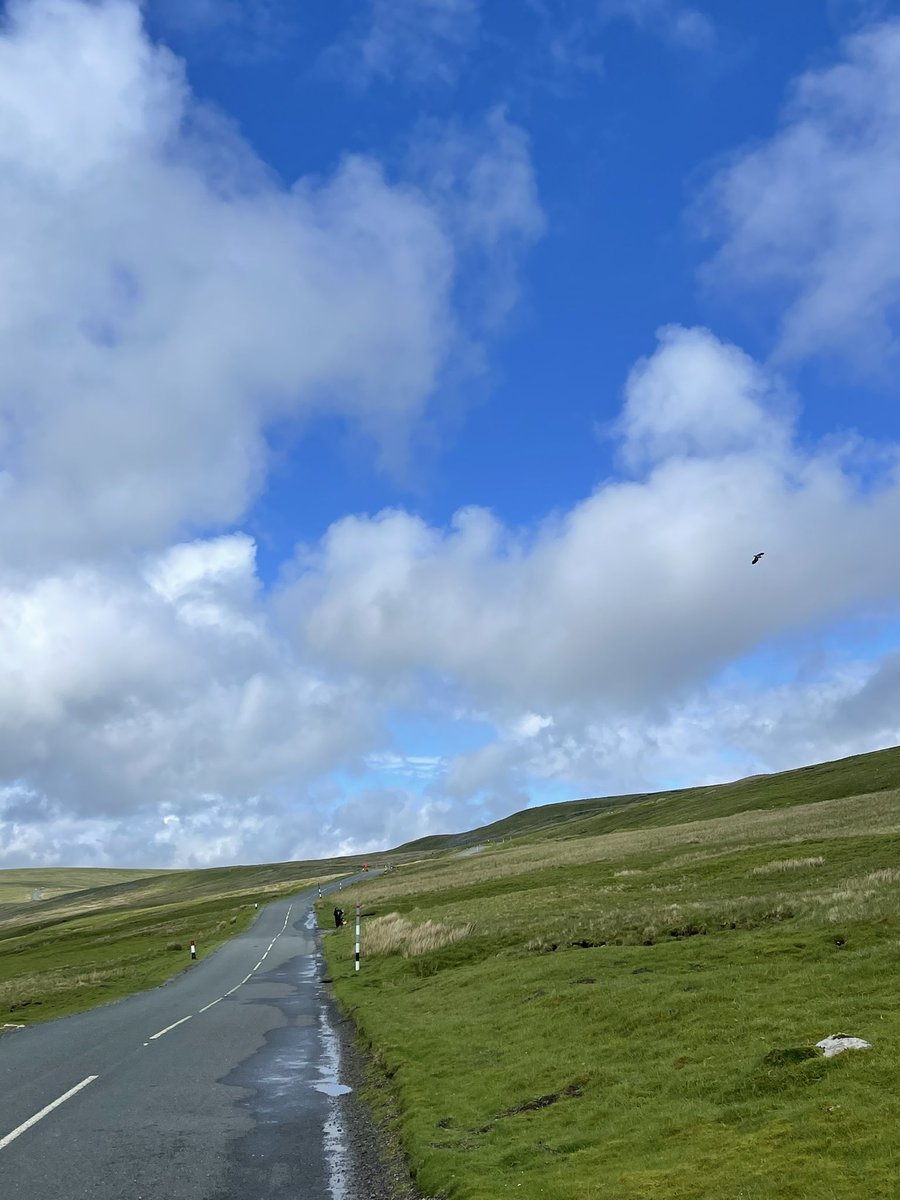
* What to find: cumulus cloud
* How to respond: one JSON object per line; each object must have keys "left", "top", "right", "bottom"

{"left": 0, "top": 535, "right": 381, "bottom": 815}
{"left": 315, "top": 787, "right": 458, "bottom": 856}
{"left": 2, "top": 1, "right": 899, "bottom": 871}
{"left": 701, "top": 18, "right": 900, "bottom": 366}
{"left": 0, "top": 0, "right": 544, "bottom": 866}
{"left": 0, "top": 531, "right": 393, "bottom": 867}
{"left": 6, "top": 321, "right": 900, "bottom": 864}
{"left": 616, "top": 325, "right": 792, "bottom": 466}
{"left": 445, "top": 656, "right": 900, "bottom": 807}
{"left": 326, "top": 0, "right": 480, "bottom": 88}
{"left": 274, "top": 324, "right": 900, "bottom": 814}
{"left": 0, "top": 0, "right": 542, "bottom": 568}
{"left": 286, "top": 325, "right": 900, "bottom": 715}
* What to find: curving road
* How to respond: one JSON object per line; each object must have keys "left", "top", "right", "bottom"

{"left": 0, "top": 875, "right": 369, "bottom": 1199}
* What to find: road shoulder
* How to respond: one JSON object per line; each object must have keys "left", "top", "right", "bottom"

{"left": 326, "top": 989, "right": 438, "bottom": 1200}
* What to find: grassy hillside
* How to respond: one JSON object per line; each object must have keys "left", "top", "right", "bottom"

{"left": 324, "top": 747, "right": 900, "bottom": 1200}
{"left": 3, "top": 746, "right": 898, "bottom": 1195}
{"left": 396, "top": 744, "right": 900, "bottom": 851}
{"left": 0, "top": 867, "right": 169, "bottom": 906}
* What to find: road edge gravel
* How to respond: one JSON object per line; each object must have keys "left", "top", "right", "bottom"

{"left": 324, "top": 988, "right": 441, "bottom": 1200}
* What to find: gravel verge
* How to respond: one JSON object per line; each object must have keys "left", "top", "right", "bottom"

{"left": 324, "top": 987, "right": 440, "bottom": 1200}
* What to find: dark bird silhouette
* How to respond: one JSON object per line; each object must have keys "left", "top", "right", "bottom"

{"left": 751, "top": 552, "right": 765, "bottom": 565}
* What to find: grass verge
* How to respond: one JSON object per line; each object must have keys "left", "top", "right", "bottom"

{"left": 0, "top": 858, "right": 358, "bottom": 1025}
{"left": 323, "top": 759, "right": 900, "bottom": 1199}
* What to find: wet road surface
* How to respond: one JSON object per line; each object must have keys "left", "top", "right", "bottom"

{"left": 0, "top": 879, "right": 365, "bottom": 1199}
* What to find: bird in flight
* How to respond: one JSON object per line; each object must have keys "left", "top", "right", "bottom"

{"left": 751, "top": 552, "right": 765, "bottom": 565}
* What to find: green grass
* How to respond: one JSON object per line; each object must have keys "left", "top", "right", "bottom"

{"left": 0, "top": 857, "right": 377, "bottom": 1025}
{"left": 396, "top": 744, "right": 900, "bottom": 850}
{"left": 4, "top": 746, "right": 899, "bottom": 1195}
{"left": 323, "top": 748, "right": 900, "bottom": 1200}
{"left": 0, "top": 867, "right": 168, "bottom": 905}
{"left": 0, "top": 848, "right": 434, "bottom": 1026}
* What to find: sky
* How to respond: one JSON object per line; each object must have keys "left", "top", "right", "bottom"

{"left": 2, "top": 0, "right": 900, "bottom": 868}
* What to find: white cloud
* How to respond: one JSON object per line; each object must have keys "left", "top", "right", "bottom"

{"left": 616, "top": 325, "right": 791, "bottom": 467}
{"left": 512, "top": 712, "right": 554, "bottom": 739}
{"left": 407, "top": 107, "right": 545, "bottom": 328}
{"left": 146, "top": 535, "right": 260, "bottom": 634}
{"left": 439, "top": 656, "right": 900, "bottom": 809}
{"left": 0, "top": 536, "right": 382, "bottom": 817}
{"left": 327, "top": 0, "right": 480, "bottom": 88}
{"left": 701, "top": 18, "right": 900, "bottom": 367}
{"left": 0, "top": 0, "right": 543, "bottom": 569}
{"left": 286, "top": 326, "right": 900, "bottom": 717}
{"left": 0, "top": 791, "right": 320, "bottom": 869}
{"left": 598, "top": 0, "right": 715, "bottom": 51}
{"left": 0, "top": 0, "right": 548, "bottom": 868}
{"left": 2, "top": 1, "right": 900, "bottom": 869}
{"left": 5, "top": 321, "right": 900, "bottom": 864}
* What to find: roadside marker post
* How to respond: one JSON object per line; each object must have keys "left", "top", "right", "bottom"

{"left": 355, "top": 903, "right": 361, "bottom": 973}
{"left": 190, "top": 939, "right": 197, "bottom": 961}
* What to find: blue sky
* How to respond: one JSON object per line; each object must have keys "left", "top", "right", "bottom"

{"left": 2, "top": 0, "right": 900, "bottom": 867}
{"left": 146, "top": 0, "right": 900, "bottom": 562}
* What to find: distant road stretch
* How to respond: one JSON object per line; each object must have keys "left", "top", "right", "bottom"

{"left": 0, "top": 875, "right": 370, "bottom": 1200}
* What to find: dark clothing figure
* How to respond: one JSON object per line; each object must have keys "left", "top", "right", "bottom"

{"left": 333, "top": 907, "right": 344, "bottom": 928}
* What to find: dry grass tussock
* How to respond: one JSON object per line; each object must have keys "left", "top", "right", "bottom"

{"left": 364, "top": 912, "right": 474, "bottom": 958}
{"left": 0, "top": 965, "right": 131, "bottom": 1009}
{"left": 523, "top": 869, "right": 900, "bottom": 946}
{"left": 811, "top": 867, "right": 900, "bottom": 924}
{"left": 752, "top": 856, "right": 825, "bottom": 875}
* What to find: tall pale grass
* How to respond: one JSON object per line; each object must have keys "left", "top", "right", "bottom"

{"left": 0, "top": 965, "right": 131, "bottom": 1008}
{"left": 364, "top": 912, "right": 474, "bottom": 958}
{"left": 811, "top": 867, "right": 900, "bottom": 923}
{"left": 752, "top": 856, "right": 825, "bottom": 875}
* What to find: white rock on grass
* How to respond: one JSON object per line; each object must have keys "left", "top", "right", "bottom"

{"left": 816, "top": 1034, "right": 872, "bottom": 1058}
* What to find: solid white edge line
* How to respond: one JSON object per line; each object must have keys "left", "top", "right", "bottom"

{"left": 0, "top": 1075, "right": 98, "bottom": 1151}
{"left": 148, "top": 1014, "right": 193, "bottom": 1041}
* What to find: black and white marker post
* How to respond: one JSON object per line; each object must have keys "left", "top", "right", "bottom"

{"left": 355, "top": 903, "right": 361, "bottom": 973}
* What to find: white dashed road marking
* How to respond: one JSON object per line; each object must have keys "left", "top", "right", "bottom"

{"left": 149, "top": 1015, "right": 193, "bottom": 1041}
{"left": 0, "top": 1076, "right": 99, "bottom": 1152}
{"left": 148, "top": 900, "right": 297, "bottom": 1038}
{"left": 1, "top": 899, "right": 308, "bottom": 1155}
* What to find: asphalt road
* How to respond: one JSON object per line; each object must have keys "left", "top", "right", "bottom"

{"left": 0, "top": 874, "right": 371, "bottom": 1199}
